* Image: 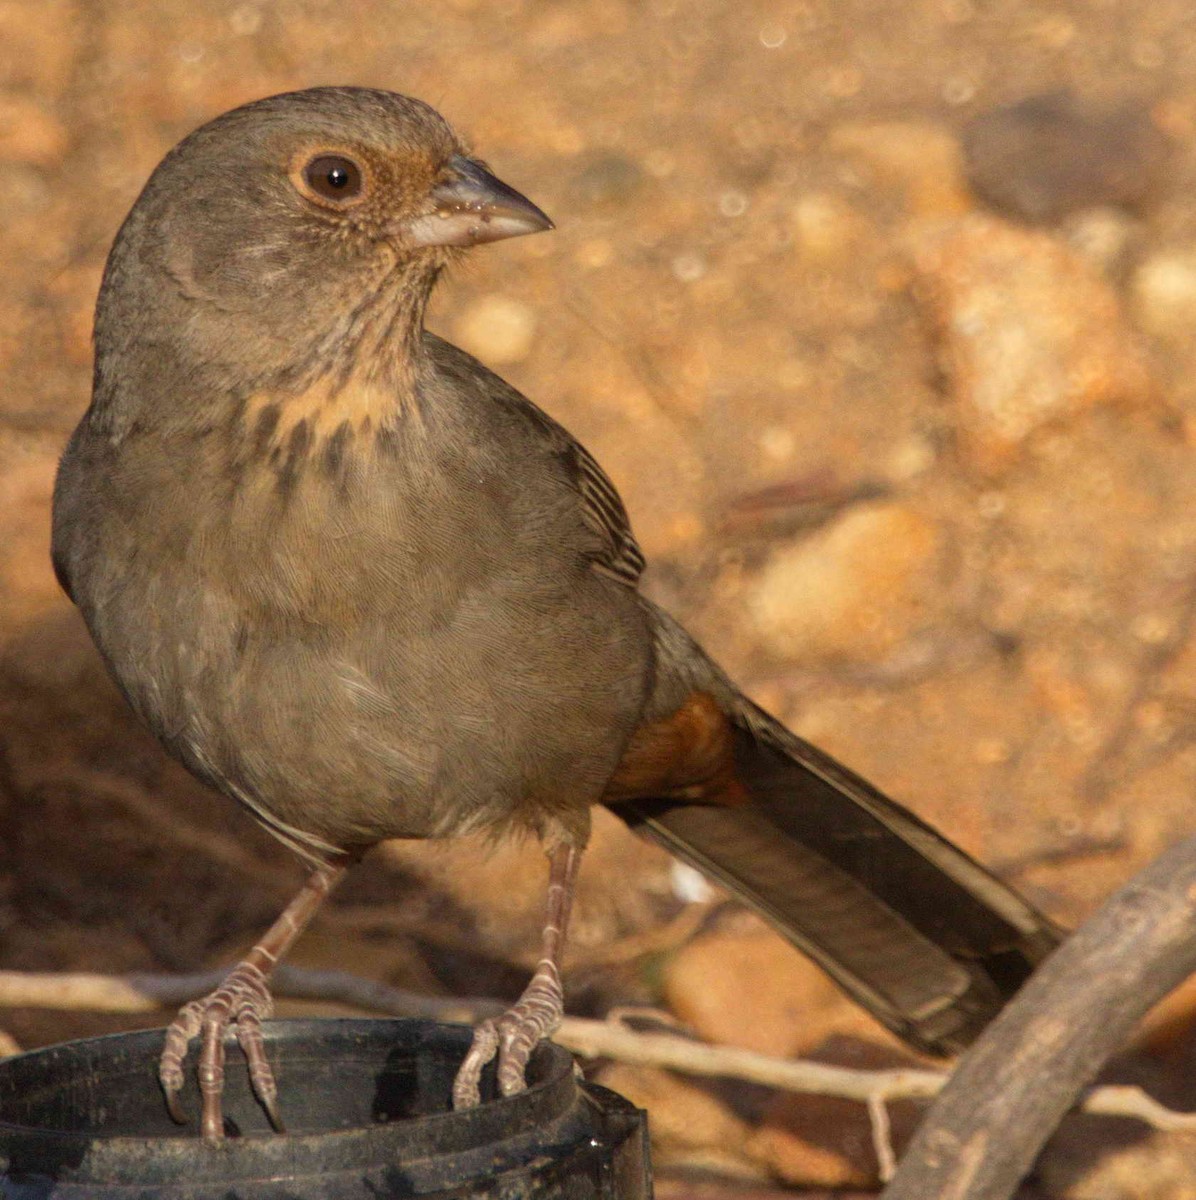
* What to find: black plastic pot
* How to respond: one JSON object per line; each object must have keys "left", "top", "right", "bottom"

{"left": 0, "top": 1018, "right": 652, "bottom": 1198}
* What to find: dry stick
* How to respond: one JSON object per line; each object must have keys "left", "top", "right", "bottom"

{"left": 882, "top": 832, "right": 1196, "bottom": 1200}
{"left": 0, "top": 964, "right": 1193, "bottom": 1142}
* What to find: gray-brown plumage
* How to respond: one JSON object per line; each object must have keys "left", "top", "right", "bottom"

{"left": 52, "top": 87, "right": 1061, "bottom": 1138}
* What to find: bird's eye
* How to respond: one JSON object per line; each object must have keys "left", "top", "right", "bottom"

{"left": 300, "top": 154, "right": 364, "bottom": 203}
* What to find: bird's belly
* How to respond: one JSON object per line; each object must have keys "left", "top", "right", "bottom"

{"left": 89, "top": 550, "right": 650, "bottom": 855}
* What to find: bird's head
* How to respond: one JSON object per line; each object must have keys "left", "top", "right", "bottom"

{"left": 95, "top": 87, "right": 552, "bottom": 404}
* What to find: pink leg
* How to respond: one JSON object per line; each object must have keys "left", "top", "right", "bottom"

{"left": 452, "top": 843, "right": 581, "bottom": 1110}
{"left": 158, "top": 858, "right": 348, "bottom": 1138}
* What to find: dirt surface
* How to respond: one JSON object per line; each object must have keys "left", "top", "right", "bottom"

{"left": 3, "top": 0, "right": 1196, "bottom": 1195}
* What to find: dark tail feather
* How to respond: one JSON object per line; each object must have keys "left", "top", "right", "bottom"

{"left": 608, "top": 708, "right": 1062, "bottom": 1056}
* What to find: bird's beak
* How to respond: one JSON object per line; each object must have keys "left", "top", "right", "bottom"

{"left": 404, "top": 155, "right": 554, "bottom": 248}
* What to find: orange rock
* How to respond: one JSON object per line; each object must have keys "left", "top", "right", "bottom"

{"left": 743, "top": 501, "right": 950, "bottom": 664}
{"left": 1134, "top": 971, "right": 1196, "bottom": 1058}
{"left": 661, "top": 916, "right": 894, "bottom": 1058}
{"left": 747, "top": 1089, "right": 921, "bottom": 1190}
{"left": 1131, "top": 248, "right": 1196, "bottom": 347}
{"left": 1037, "top": 1124, "right": 1196, "bottom": 1200}
{"left": 746, "top": 1035, "right": 924, "bottom": 1189}
{"left": 788, "top": 193, "right": 871, "bottom": 264}
{"left": 747, "top": 1094, "right": 877, "bottom": 1190}
{"left": 910, "top": 213, "right": 1157, "bottom": 474}
{"left": 829, "top": 120, "right": 973, "bottom": 219}
{"left": 0, "top": 0, "right": 82, "bottom": 92}
{"left": 0, "top": 94, "right": 69, "bottom": 167}
{"left": 594, "top": 1063, "right": 757, "bottom": 1174}
{"left": 378, "top": 806, "right": 672, "bottom": 957}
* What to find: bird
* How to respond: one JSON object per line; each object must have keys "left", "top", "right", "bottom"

{"left": 51, "top": 86, "right": 1061, "bottom": 1140}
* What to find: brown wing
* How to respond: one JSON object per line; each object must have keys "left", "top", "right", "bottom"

{"left": 565, "top": 436, "right": 645, "bottom": 586}
{"left": 424, "top": 332, "right": 646, "bottom": 588}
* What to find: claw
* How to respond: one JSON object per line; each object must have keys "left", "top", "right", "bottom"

{"left": 452, "top": 963, "right": 564, "bottom": 1108}
{"left": 159, "top": 998, "right": 203, "bottom": 1125}
{"left": 453, "top": 1019, "right": 499, "bottom": 1110}
{"left": 258, "top": 1091, "right": 286, "bottom": 1135}
{"left": 158, "top": 961, "right": 277, "bottom": 1139}
{"left": 236, "top": 1006, "right": 285, "bottom": 1132}
{"left": 163, "top": 1085, "right": 189, "bottom": 1126}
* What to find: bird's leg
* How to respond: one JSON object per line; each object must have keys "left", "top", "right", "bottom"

{"left": 159, "top": 857, "right": 350, "bottom": 1139}
{"left": 452, "top": 843, "right": 581, "bottom": 1110}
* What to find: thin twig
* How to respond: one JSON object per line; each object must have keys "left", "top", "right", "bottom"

{"left": 868, "top": 1092, "right": 897, "bottom": 1183}
{"left": 1080, "top": 1085, "right": 1196, "bottom": 1133}
{"left": 557, "top": 1015, "right": 945, "bottom": 1103}
{"left": 0, "top": 966, "right": 1192, "bottom": 1138}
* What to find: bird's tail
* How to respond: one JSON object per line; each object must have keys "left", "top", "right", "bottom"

{"left": 606, "top": 605, "right": 1061, "bottom": 1056}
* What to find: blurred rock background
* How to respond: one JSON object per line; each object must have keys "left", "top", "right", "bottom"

{"left": 3, "top": 1, "right": 1196, "bottom": 1195}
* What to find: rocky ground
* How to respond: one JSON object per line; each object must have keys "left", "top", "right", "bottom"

{"left": 4, "top": 0, "right": 1196, "bottom": 1195}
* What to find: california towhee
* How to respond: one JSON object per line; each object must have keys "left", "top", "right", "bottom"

{"left": 52, "top": 87, "right": 1060, "bottom": 1139}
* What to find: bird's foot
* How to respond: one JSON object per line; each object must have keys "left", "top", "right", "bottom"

{"left": 452, "top": 960, "right": 564, "bottom": 1110}
{"left": 159, "top": 960, "right": 282, "bottom": 1139}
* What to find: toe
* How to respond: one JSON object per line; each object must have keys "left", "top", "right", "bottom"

{"left": 198, "top": 1000, "right": 233, "bottom": 1139}
{"left": 159, "top": 999, "right": 205, "bottom": 1125}
{"left": 453, "top": 1020, "right": 499, "bottom": 1110}
{"left": 235, "top": 1008, "right": 285, "bottom": 1133}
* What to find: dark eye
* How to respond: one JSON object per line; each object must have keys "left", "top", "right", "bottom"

{"left": 301, "top": 154, "right": 363, "bottom": 202}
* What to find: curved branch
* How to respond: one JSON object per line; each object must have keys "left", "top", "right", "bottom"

{"left": 882, "top": 833, "right": 1196, "bottom": 1200}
